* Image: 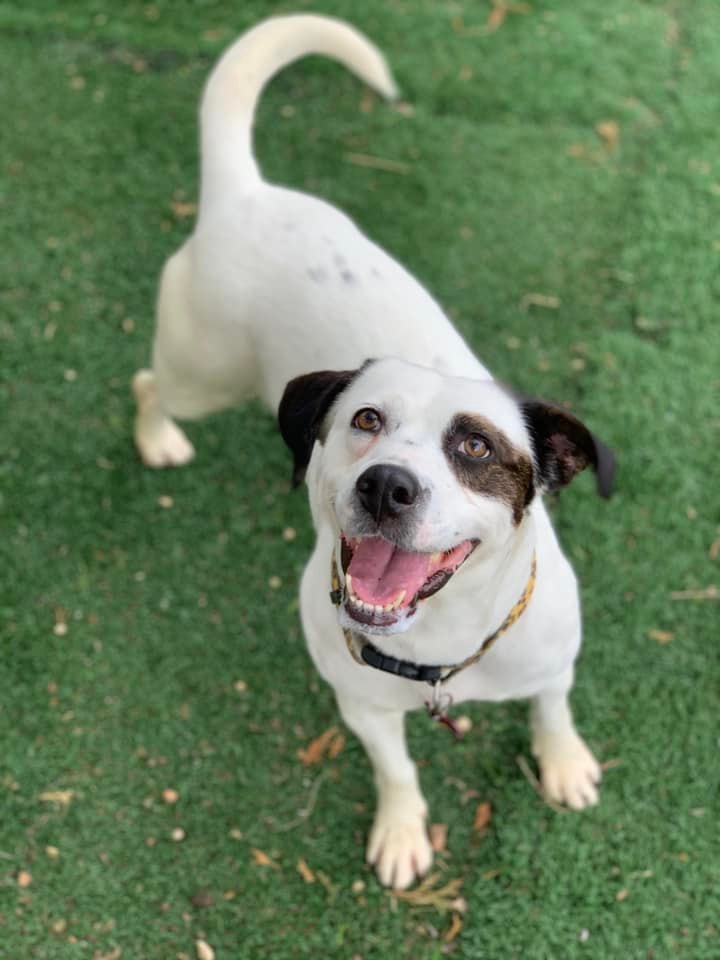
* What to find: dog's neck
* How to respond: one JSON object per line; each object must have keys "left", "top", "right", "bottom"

{"left": 351, "top": 510, "right": 539, "bottom": 669}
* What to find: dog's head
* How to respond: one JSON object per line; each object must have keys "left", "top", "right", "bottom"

{"left": 279, "top": 358, "right": 614, "bottom": 637}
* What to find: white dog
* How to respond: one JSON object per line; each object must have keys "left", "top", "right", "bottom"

{"left": 133, "top": 15, "right": 615, "bottom": 889}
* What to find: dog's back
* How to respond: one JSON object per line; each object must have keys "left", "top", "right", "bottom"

{"left": 134, "top": 15, "right": 483, "bottom": 465}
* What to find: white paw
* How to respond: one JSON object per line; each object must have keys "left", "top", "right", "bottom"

{"left": 132, "top": 369, "right": 196, "bottom": 468}
{"left": 135, "top": 417, "right": 195, "bottom": 468}
{"left": 533, "top": 731, "right": 601, "bottom": 811}
{"left": 366, "top": 785, "right": 432, "bottom": 889}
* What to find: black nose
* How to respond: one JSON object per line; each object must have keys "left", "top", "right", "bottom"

{"left": 356, "top": 464, "right": 420, "bottom": 522}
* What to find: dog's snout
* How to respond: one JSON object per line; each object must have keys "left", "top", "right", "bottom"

{"left": 356, "top": 464, "right": 420, "bottom": 522}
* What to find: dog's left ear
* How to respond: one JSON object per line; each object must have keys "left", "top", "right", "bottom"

{"left": 521, "top": 400, "right": 616, "bottom": 498}
{"left": 278, "top": 369, "right": 359, "bottom": 486}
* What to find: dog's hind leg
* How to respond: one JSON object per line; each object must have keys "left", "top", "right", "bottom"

{"left": 336, "top": 693, "right": 433, "bottom": 890}
{"left": 132, "top": 369, "right": 196, "bottom": 468}
{"left": 132, "top": 243, "right": 256, "bottom": 467}
{"left": 530, "top": 667, "right": 601, "bottom": 810}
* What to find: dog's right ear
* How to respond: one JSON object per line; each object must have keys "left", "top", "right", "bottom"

{"left": 278, "top": 369, "right": 359, "bottom": 486}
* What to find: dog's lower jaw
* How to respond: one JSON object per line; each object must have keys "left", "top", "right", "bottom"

{"left": 338, "top": 602, "right": 419, "bottom": 636}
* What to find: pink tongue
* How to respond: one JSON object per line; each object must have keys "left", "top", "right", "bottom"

{"left": 347, "top": 537, "right": 431, "bottom": 605}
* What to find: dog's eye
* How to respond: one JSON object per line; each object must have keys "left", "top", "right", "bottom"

{"left": 459, "top": 434, "right": 492, "bottom": 459}
{"left": 352, "top": 408, "right": 382, "bottom": 432}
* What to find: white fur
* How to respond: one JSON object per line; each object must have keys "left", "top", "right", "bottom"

{"left": 134, "top": 15, "right": 601, "bottom": 889}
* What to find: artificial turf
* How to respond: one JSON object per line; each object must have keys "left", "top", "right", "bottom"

{"left": 1, "top": 0, "right": 719, "bottom": 957}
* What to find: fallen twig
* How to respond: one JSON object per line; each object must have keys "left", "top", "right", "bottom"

{"left": 273, "top": 769, "right": 329, "bottom": 832}
{"left": 515, "top": 754, "right": 566, "bottom": 814}
{"left": 670, "top": 585, "right": 718, "bottom": 601}
{"left": 344, "top": 153, "right": 410, "bottom": 174}
{"left": 393, "top": 871, "right": 465, "bottom": 913}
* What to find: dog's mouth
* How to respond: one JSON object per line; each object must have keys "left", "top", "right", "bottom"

{"left": 338, "top": 535, "right": 478, "bottom": 632}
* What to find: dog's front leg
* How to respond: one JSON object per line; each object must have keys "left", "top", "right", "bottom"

{"left": 336, "top": 692, "right": 432, "bottom": 889}
{"left": 530, "top": 667, "right": 601, "bottom": 810}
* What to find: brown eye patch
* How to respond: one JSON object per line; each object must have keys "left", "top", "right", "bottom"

{"left": 459, "top": 434, "right": 492, "bottom": 459}
{"left": 443, "top": 413, "right": 535, "bottom": 524}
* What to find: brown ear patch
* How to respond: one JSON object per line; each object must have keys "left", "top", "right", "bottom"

{"left": 521, "top": 400, "right": 616, "bottom": 497}
{"left": 443, "top": 414, "right": 535, "bottom": 524}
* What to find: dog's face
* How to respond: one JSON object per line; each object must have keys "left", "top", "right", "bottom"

{"left": 279, "top": 359, "right": 613, "bottom": 637}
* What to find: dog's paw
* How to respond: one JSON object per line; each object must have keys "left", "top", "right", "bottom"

{"left": 533, "top": 731, "right": 601, "bottom": 810}
{"left": 366, "top": 784, "right": 432, "bottom": 889}
{"left": 135, "top": 417, "right": 196, "bottom": 468}
{"left": 132, "top": 369, "right": 196, "bottom": 468}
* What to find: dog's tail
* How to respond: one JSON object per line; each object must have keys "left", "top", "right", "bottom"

{"left": 199, "top": 14, "right": 398, "bottom": 207}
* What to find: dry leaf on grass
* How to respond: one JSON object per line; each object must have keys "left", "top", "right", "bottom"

{"left": 171, "top": 200, "right": 197, "bottom": 219}
{"left": 93, "top": 949, "right": 121, "bottom": 960}
{"left": 297, "top": 727, "right": 345, "bottom": 766}
{"left": 487, "top": 2, "right": 509, "bottom": 31}
{"left": 473, "top": 801, "right": 492, "bottom": 835}
{"left": 39, "top": 789, "right": 75, "bottom": 807}
{"left": 429, "top": 823, "right": 448, "bottom": 853}
{"left": 251, "top": 848, "right": 279, "bottom": 869}
{"left": 393, "top": 872, "right": 464, "bottom": 913}
{"left": 196, "top": 940, "right": 215, "bottom": 960}
{"left": 483, "top": 1, "right": 532, "bottom": 34}
{"left": 17, "top": 870, "right": 32, "bottom": 888}
{"left": 520, "top": 292, "right": 561, "bottom": 311}
{"left": 671, "top": 585, "right": 718, "bottom": 601}
{"left": 647, "top": 629, "right": 675, "bottom": 645}
{"left": 359, "top": 90, "right": 375, "bottom": 114}
{"left": 596, "top": 120, "right": 620, "bottom": 150}
{"left": 161, "top": 788, "right": 179, "bottom": 804}
{"left": 443, "top": 912, "right": 464, "bottom": 943}
{"left": 190, "top": 889, "right": 214, "bottom": 908}
{"left": 708, "top": 538, "right": 720, "bottom": 560}
{"left": 315, "top": 870, "right": 339, "bottom": 902}
{"left": 296, "top": 857, "right": 315, "bottom": 884}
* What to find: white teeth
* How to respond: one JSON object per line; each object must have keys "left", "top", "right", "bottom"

{"left": 430, "top": 552, "right": 442, "bottom": 565}
{"left": 344, "top": 580, "right": 407, "bottom": 616}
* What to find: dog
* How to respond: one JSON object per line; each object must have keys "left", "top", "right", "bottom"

{"left": 133, "top": 15, "right": 615, "bottom": 890}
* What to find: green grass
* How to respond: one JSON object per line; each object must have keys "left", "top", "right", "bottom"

{"left": 2, "top": 1, "right": 719, "bottom": 957}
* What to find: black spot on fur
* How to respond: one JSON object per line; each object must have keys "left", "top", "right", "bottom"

{"left": 306, "top": 267, "right": 327, "bottom": 284}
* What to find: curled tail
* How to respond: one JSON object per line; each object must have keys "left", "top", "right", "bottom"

{"left": 199, "top": 14, "right": 398, "bottom": 207}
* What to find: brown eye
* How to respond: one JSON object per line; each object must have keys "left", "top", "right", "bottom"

{"left": 460, "top": 434, "right": 491, "bottom": 459}
{"left": 352, "top": 408, "right": 382, "bottom": 432}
